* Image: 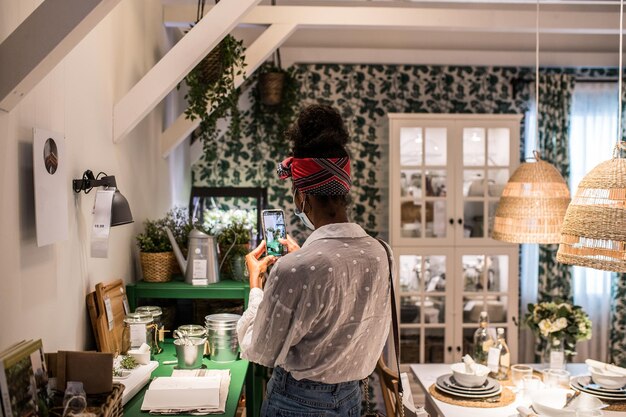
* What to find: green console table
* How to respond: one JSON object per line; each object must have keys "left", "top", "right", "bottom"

{"left": 123, "top": 340, "right": 248, "bottom": 417}
{"left": 125, "top": 279, "right": 262, "bottom": 417}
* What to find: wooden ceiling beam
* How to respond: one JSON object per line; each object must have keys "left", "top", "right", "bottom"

{"left": 113, "top": 0, "right": 261, "bottom": 143}
{"left": 160, "top": 23, "right": 297, "bottom": 158}
{"left": 0, "top": 0, "right": 123, "bottom": 112}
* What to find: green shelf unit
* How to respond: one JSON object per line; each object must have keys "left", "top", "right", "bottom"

{"left": 126, "top": 278, "right": 250, "bottom": 311}
{"left": 124, "top": 278, "right": 263, "bottom": 417}
{"left": 123, "top": 340, "right": 249, "bottom": 417}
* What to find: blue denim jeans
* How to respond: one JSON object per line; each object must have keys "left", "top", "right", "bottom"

{"left": 260, "top": 367, "right": 362, "bottom": 417}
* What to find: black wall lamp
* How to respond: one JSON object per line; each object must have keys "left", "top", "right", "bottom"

{"left": 72, "top": 170, "right": 133, "bottom": 226}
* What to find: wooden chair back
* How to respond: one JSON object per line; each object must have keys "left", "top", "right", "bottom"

{"left": 375, "top": 355, "right": 402, "bottom": 417}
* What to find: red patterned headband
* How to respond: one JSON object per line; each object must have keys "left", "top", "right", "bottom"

{"left": 277, "top": 157, "right": 351, "bottom": 195}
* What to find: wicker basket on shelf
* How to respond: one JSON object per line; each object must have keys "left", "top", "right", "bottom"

{"left": 49, "top": 383, "right": 124, "bottom": 417}
{"left": 140, "top": 252, "right": 174, "bottom": 282}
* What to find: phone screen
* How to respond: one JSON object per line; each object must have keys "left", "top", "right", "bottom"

{"left": 262, "top": 210, "right": 287, "bottom": 257}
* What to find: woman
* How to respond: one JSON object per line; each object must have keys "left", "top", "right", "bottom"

{"left": 237, "top": 104, "right": 392, "bottom": 417}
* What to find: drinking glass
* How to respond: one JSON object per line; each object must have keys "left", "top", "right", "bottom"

{"left": 522, "top": 375, "right": 542, "bottom": 402}
{"left": 544, "top": 368, "right": 571, "bottom": 389}
{"left": 511, "top": 364, "right": 533, "bottom": 392}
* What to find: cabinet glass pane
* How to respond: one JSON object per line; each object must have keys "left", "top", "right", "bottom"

{"left": 401, "top": 169, "right": 422, "bottom": 198}
{"left": 400, "top": 128, "right": 423, "bottom": 166}
{"left": 425, "top": 128, "right": 447, "bottom": 166}
{"left": 401, "top": 295, "right": 421, "bottom": 323}
{"left": 463, "top": 255, "right": 485, "bottom": 292}
{"left": 399, "top": 255, "right": 421, "bottom": 292}
{"left": 463, "top": 328, "right": 478, "bottom": 357}
{"left": 425, "top": 201, "right": 447, "bottom": 238}
{"left": 424, "top": 328, "right": 445, "bottom": 363}
{"left": 487, "top": 128, "right": 510, "bottom": 166}
{"left": 487, "top": 169, "right": 509, "bottom": 197}
{"left": 423, "top": 296, "right": 445, "bottom": 324}
{"left": 463, "top": 128, "right": 485, "bottom": 166}
{"left": 463, "top": 295, "right": 508, "bottom": 323}
{"left": 464, "top": 201, "right": 484, "bottom": 238}
{"left": 426, "top": 170, "right": 447, "bottom": 197}
{"left": 400, "top": 328, "right": 421, "bottom": 363}
{"left": 486, "top": 255, "right": 509, "bottom": 292}
{"left": 464, "top": 170, "right": 486, "bottom": 197}
{"left": 400, "top": 201, "right": 422, "bottom": 238}
{"left": 424, "top": 256, "right": 446, "bottom": 292}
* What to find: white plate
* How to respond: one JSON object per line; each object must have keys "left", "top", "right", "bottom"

{"left": 435, "top": 383, "right": 502, "bottom": 399}
{"left": 437, "top": 374, "right": 499, "bottom": 393}
{"left": 571, "top": 377, "right": 626, "bottom": 401}
{"left": 576, "top": 376, "right": 626, "bottom": 393}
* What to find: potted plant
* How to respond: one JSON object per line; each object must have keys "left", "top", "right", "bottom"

{"left": 203, "top": 209, "right": 256, "bottom": 281}
{"left": 524, "top": 300, "right": 592, "bottom": 364}
{"left": 136, "top": 217, "right": 174, "bottom": 282}
{"left": 182, "top": 33, "right": 246, "bottom": 157}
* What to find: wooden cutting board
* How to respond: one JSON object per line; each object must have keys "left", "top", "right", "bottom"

{"left": 86, "top": 279, "right": 130, "bottom": 354}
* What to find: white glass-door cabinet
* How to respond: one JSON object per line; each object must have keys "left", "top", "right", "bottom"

{"left": 388, "top": 114, "right": 522, "bottom": 364}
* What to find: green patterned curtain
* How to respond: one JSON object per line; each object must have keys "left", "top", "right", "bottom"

{"left": 537, "top": 73, "right": 575, "bottom": 304}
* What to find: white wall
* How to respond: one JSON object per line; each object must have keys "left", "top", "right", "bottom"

{"left": 0, "top": 0, "right": 173, "bottom": 352}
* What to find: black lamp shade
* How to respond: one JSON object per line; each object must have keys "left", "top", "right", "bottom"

{"left": 111, "top": 189, "right": 133, "bottom": 226}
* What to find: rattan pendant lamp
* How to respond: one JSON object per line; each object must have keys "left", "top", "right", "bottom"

{"left": 556, "top": 0, "right": 626, "bottom": 273}
{"left": 491, "top": 1, "right": 571, "bottom": 244}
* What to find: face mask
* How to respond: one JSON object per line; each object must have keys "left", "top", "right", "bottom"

{"left": 294, "top": 191, "right": 315, "bottom": 230}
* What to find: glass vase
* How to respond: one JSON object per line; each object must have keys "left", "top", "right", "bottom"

{"left": 543, "top": 336, "right": 566, "bottom": 370}
{"left": 219, "top": 243, "right": 250, "bottom": 281}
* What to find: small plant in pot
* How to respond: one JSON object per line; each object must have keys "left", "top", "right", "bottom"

{"left": 203, "top": 209, "right": 256, "bottom": 281}
{"left": 136, "top": 218, "right": 174, "bottom": 282}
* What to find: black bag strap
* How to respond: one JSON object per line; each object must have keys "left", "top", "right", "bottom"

{"left": 377, "top": 238, "right": 403, "bottom": 396}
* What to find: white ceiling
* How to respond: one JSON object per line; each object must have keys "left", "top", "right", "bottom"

{"left": 165, "top": 1, "right": 625, "bottom": 67}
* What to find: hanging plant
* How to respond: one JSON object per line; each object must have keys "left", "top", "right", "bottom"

{"left": 180, "top": 0, "right": 247, "bottom": 160}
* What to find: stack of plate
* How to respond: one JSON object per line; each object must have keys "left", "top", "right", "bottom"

{"left": 435, "top": 374, "right": 502, "bottom": 399}
{"left": 571, "top": 376, "right": 626, "bottom": 401}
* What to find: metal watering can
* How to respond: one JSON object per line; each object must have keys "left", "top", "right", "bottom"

{"left": 165, "top": 227, "right": 219, "bottom": 284}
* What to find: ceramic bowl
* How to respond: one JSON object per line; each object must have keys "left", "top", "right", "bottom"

{"left": 127, "top": 349, "right": 150, "bottom": 365}
{"left": 590, "top": 367, "right": 626, "bottom": 389}
{"left": 450, "top": 363, "right": 490, "bottom": 387}
{"left": 532, "top": 388, "right": 605, "bottom": 417}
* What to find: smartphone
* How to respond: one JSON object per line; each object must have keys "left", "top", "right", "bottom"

{"left": 261, "top": 209, "right": 287, "bottom": 257}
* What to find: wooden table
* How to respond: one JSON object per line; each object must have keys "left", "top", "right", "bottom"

{"left": 410, "top": 363, "right": 626, "bottom": 417}
{"left": 123, "top": 340, "right": 249, "bottom": 417}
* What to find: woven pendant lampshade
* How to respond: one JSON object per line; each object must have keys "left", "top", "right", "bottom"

{"left": 492, "top": 152, "right": 571, "bottom": 243}
{"left": 556, "top": 152, "right": 626, "bottom": 272}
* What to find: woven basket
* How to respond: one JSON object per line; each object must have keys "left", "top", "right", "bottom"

{"left": 557, "top": 157, "right": 626, "bottom": 272}
{"left": 49, "top": 383, "right": 124, "bottom": 417}
{"left": 492, "top": 158, "right": 570, "bottom": 244}
{"left": 140, "top": 252, "right": 174, "bottom": 282}
{"left": 199, "top": 45, "right": 224, "bottom": 86}
{"left": 259, "top": 72, "right": 286, "bottom": 106}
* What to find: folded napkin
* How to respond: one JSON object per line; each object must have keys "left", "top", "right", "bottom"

{"left": 462, "top": 354, "right": 478, "bottom": 375}
{"left": 586, "top": 359, "right": 626, "bottom": 376}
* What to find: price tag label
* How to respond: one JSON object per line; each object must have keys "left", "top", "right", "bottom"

{"left": 104, "top": 297, "right": 114, "bottom": 331}
{"left": 487, "top": 346, "right": 501, "bottom": 373}
{"left": 550, "top": 351, "right": 565, "bottom": 370}
{"left": 90, "top": 189, "right": 114, "bottom": 258}
{"left": 122, "top": 297, "right": 130, "bottom": 316}
{"left": 192, "top": 259, "right": 208, "bottom": 279}
{"left": 130, "top": 323, "right": 146, "bottom": 347}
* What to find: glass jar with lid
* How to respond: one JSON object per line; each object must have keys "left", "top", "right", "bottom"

{"left": 135, "top": 306, "right": 164, "bottom": 354}
{"left": 121, "top": 312, "right": 155, "bottom": 355}
{"left": 177, "top": 324, "right": 206, "bottom": 338}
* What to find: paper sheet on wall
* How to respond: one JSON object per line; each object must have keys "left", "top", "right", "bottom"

{"left": 33, "top": 128, "right": 69, "bottom": 247}
{"left": 91, "top": 189, "right": 114, "bottom": 258}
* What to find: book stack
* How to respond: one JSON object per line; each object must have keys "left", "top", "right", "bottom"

{"left": 0, "top": 339, "right": 47, "bottom": 417}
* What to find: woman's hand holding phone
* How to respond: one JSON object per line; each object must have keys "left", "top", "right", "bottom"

{"left": 279, "top": 234, "right": 300, "bottom": 253}
{"left": 245, "top": 240, "right": 277, "bottom": 289}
